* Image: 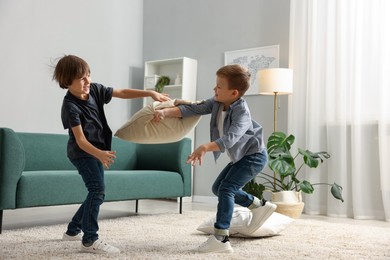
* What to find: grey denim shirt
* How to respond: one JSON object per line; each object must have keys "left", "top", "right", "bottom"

{"left": 178, "top": 97, "right": 265, "bottom": 164}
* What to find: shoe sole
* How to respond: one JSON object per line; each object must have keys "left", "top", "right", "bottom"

{"left": 244, "top": 203, "right": 277, "bottom": 235}
{"left": 198, "top": 247, "right": 234, "bottom": 254}
{"left": 80, "top": 240, "right": 120, "bottom": 255}
{"left": 62, "top": 233, "right": 82, "bottom": 241}
{"left": 197, "top": 237, "right": 234, "bottom": 254}
{"left": 80, "top": 248, "right": 120, "bottom": 255}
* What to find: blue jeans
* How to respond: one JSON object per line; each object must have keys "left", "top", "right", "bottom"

{"left": 67, "top": 157, "right": 105, "bottom": 245}
{"left": 211, "top": 151, "right": 268, "bottom": 235}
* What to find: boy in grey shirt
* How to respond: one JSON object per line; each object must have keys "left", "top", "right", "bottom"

{"left": 154, "top": 64, "right": 276, "bottom": 253}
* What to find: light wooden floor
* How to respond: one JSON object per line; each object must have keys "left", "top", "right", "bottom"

{"left": 2, "top": 199, "right": 215, "bottom": 232}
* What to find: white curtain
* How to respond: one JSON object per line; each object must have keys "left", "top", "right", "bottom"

{"left": 289, "top": 0, "right": 390, "bottom": 221}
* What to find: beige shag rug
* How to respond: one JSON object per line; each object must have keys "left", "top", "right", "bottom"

{"left": 0, "top": 210, "right": 389, "bottom": 260}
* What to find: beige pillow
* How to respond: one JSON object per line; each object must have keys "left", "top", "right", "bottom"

{"left": 114, "top": 99, "right": 202, "bottom": 144}
{"left": 197, "top": 207, "right": 294, "bottom": 237}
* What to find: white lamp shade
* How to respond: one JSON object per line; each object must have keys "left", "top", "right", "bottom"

{"left": 258, "top": 68, "right": 293, "bottom": 95}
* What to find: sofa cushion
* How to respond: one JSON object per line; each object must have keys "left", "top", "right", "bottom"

{"left": 16, "top": 170, "right": 184, "bottom": 207}
{"left": 104, "top": 170, "right": 184, "bottom": 201}
{"left": 16, "top": 171, "right": 86, "bottom": 207}
{"left": 16, "top": 133, "right": 139, "bottom": 172}
{"left": 17, "top": 133, "right": 74, "bottom": 171}
{"left": 114, "top": 100, "right": 201, "bottom": 144}
{"left": 110, "top": 137, "right": 138, "bottom": 170}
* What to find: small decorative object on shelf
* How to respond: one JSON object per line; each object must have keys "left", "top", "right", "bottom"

{"left": 175, "top": 73, "right": 182, "bottom": 85}
{"left": 155, "top": 76, "right": 170, "bottom": 93}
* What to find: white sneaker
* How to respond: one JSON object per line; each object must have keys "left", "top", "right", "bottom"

{"left": 81, "top": 239, "right": 120, "bottom": 255}
{"left": 245, "top": 201, "right": 277, "bottom": 235}
{"left": 197, "top": 235, "right": 233, "bottom": 254}
{"left": 62, "top": 232, "right": 82, "bottom": 241}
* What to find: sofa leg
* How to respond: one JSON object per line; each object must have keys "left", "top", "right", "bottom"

{"left": 0, "top": 209, "right": 3, "bottom": 234}
{"left": 179, "top": 197, "right": 182, "bottom": 214}
{"left": 135, "top": 200, "right": 139, "bottom": 213}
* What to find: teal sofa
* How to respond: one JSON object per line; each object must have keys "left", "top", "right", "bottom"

{"left": 0, "top": 127, "right": 192, "bottom": 233}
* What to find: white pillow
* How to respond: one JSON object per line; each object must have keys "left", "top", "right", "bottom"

{"left": 197, "top": 207, "right": 294, "bottom": 237}
{"left": 114, "top": 99, "right": 202, "bottom": 144}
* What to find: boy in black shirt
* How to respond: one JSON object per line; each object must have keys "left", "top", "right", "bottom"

{"left": 53, "top": 55, "right": 169, "bottom": 255}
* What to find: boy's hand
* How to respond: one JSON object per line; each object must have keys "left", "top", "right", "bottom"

{"left": 153, "top": 109, "right": 165, "bottom": 123}
{"left": 150, "top": 91, "right": 170, "bottom": 102}
{"left": 152, "top": 106, "right": 181, "bottom": 122}
{"left": 98, "top": 150, "right": 116, "bottom": 169}
{"left": 187, "top": 145, "right": 207, "bottom": 166}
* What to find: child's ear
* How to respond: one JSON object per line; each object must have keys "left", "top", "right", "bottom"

{"left": 232, "top": 89, "right": 239, "bottom": 97}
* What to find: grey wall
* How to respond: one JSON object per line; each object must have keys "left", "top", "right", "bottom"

{"left": 0, "top": 0, "right": 290, "bottom": 200}
{"left": 0, "top": 0, "right": 143, "bottom": 134}
{"left": 144, "top": 0, "right": 291, "bottom": 198}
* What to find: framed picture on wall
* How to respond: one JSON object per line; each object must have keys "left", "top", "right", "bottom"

{"left": 224, "top": 45, "right": 279, "bottom": 95}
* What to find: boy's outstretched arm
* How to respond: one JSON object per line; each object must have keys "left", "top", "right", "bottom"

{"left": 153, "top": 107, "right": 182, "bottom": 122}
{"left": 112, "top": 89, "right": 170, "bottom": 102}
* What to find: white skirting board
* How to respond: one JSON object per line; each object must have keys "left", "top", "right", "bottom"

{"left": 192, "top": 196, "right": 218, "bottom": 205}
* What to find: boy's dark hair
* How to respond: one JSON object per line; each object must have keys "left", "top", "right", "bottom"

{"left": 53, "top": 55, "right": 90, "bottom": 89}
{"left": 216, "top": 64, "right": 251, "bottom": 97}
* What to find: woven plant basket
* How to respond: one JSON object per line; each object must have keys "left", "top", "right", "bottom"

{"left": 274, "top": 202, "right": 305, "bottom": 219}
{"left": 271, "top": 191, "right": 305, "bottom": 219}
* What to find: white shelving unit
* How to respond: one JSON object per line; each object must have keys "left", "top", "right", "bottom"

{"left": 143, "top": 57, "right": 197, "bottom": 106}
{"left": 143, "top": 57, "right": 198, "bottom": 202}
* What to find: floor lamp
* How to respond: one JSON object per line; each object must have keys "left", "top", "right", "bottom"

{"left": 258, "top": 68, "right": 293, "bottom": 189}
{"left": 258, "top": 68, "right": 293, "bottom": 133}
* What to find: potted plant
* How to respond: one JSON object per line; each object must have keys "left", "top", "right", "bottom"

{"left": 244, "top": 131, "right": 344, "bottom": 218}
{"left": 155, "top": 76, "right": 170, "bottom": 93}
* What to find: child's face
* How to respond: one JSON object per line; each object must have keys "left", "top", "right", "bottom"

{"left": 214, "top": 76, "right": 238, "bottom": 107}
{"left": 68, "top": 73, "right": 91, "bottom": 100}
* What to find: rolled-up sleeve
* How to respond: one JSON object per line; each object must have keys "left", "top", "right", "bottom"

{"left": 178, "top": 98, "right": 214, "bottom": 117}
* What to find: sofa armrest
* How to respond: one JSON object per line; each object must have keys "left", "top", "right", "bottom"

{"left": 135, "top": 138, "right": 192, "bottom": 196}
{"left": 0, "top": 128, "right": 25, "bottom": 209}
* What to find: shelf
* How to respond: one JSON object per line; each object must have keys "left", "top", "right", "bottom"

{"left": 144, "top": 57, "right": 197, "bottom": 106}
{"left": 143, "top": 57, "right": 198, "bottom": 199}
{"left": 145, "top": 84, "right": 182, "bottom": 91}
